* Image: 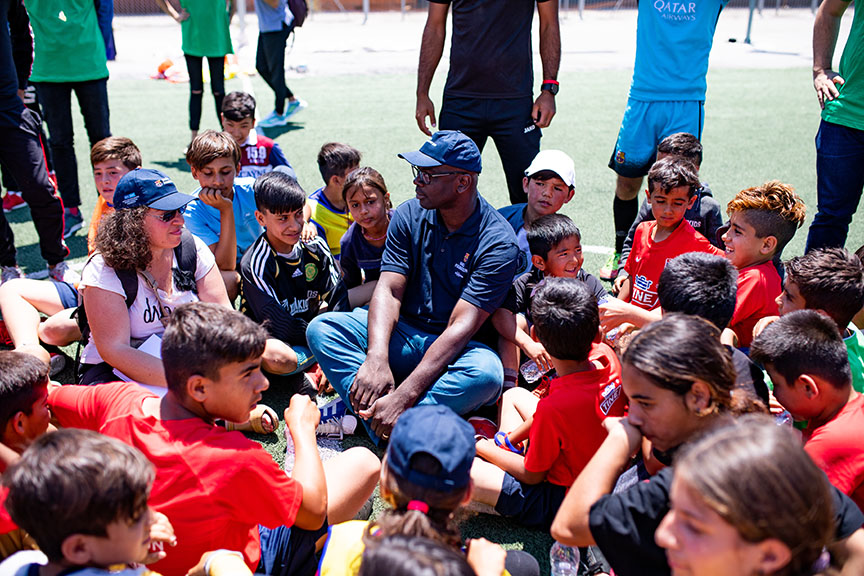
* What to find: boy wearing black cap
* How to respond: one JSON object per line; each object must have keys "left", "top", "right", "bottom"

{"left": 308, "top": 130, "right": 520, "bottom": 443}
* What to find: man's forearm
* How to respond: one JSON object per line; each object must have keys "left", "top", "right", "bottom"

{"left": 813, "top": 3, "right": 845, "bottom": 74}
{"left": 417, "top": 19, "right": 446, "bottom": 97}
{"left": 538, "top": 4, "right": 561, "bottom": 81}
{"left": 365, "top": 283, "right": 402, "bottom": 360}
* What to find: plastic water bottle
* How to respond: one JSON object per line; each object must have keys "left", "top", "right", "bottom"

{"left": 520, "top": 358, "right": 545, "bottom": 384}
{"left": 284, "top": 428, "right": 295, "bottom": 474}
{"left": 775, "top": 410, "right": 793, "bottom": 427}
{"left": 549, "top": 542, "right": 580, "bottom": 576}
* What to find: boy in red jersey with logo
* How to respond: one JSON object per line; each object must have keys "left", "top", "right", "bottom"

{"left": 221, "top": 91, "right": 293, "bottom": 180}
{"left": 618, "top": 157, "right": 720, "bottom": 311}
{"left": 470, "top": 279, "right": 625, "bottom": 529}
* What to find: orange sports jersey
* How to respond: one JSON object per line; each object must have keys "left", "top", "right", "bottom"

{"left": 87, "top": 196, "right": 112, "bottom": 254}
{"left": 624, "top": 220, "right": 721, "bottom": 311}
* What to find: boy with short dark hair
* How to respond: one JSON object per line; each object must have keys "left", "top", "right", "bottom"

{"left": 471, "top": 279, "right": 625, "bottom": 529}
{"left": 305, "top": 143, "right": 361, "bottom": 259}
{"left": 613, "top": 132, "right": 722, "bottom": 287}
{"left": 722, "top": 181, "right": 806, "bottom": 348}
{"left": 751, "top": 309, "right": 864, "bottom": 511}
{"left": 774, "top": 248, "right": 864, "bottom": 392}
{"left": 493, "top": 214, "right": 607, "bottom": 388}
{"left": 241, "top": 171, "right": 348, "bottom": 356}
{"left": 498, "top": 150, "right": 576, "bottom": 276}
{"left": 618, "top": 157, "right": 721, "bottom": 311}
{"left": 221, "top": 91, "right": 292, "bottom": 180}
{"left": 47, "top": 302, "right": 380, "bottom": 575}
{"left": 183, "top": 130, "right": 261, "bottom": 297}
{"left": 2, "top": 429, "right": 164, "bottom": 575}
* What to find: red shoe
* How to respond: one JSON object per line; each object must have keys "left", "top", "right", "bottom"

{"left": 3, "top": 191, "right": 25, "bottom": 213}
{"left": 468, "top": 416, "right": 498, "bottom": 441}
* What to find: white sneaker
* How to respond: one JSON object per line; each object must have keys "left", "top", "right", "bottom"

{"left": 316, "top": 415, "right": 357, "bottom": 439}
{"left": 257, "top": 110, "right": 289, "bottom": 128}
{"left": 48, "top": 261, "right": 80, "bottom": 284}
{"left": 1, "top": 265, "right": 22, "bottom": 285}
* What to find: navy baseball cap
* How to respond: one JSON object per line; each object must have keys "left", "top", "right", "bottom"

{"left": 113, "top": 168, "right": 195, "bottom": 211}
{"left": 386, "top": 405, "right": 475, "bottom": 492}
{"left": 398, "top": 130, "right": 482, "bottom": 174}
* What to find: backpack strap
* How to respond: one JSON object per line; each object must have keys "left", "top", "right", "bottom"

{"left": 174, "top": 229, "right": 198, "bottom": 276}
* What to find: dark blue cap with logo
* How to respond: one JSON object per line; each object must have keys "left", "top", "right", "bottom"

{"left": 386, "top": 405, "right": 475, "bottom": 492}
{"left": 398, "top": 130, "right": 482, "bottom": 174}
{"left": 113, "top": 168, "right": 195, "bottom": 211}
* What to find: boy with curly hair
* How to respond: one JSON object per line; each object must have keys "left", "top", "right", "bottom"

{"left": 722, "top": 181, "right": 806, "bottom": 349}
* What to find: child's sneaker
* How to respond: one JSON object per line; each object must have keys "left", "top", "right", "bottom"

{"left": 49, "top": 352, "right": 66, "bottom": 377}
{"left": 257, "top": 110, "right": 289, "bottom": 128}
{"left": 63, "top": 208, "right": 84, "bottom": 238}
{"left": 468, "top": 416, "right": 497, "bottom": 441}
{"left": 599, "top": 252, "right": 620, "bottom": 281}
{"left": 3, "top": 191, "right": 25, "bottom": 213}
{"left": 284, "top": 98, "right": 307, "bottom": 118}
{"left": 0, "top": 265, "right": 22, "bottom": 285}
{"left": 48, "top": 261, "right": 80, "bottom": 284}
{"left": 316, "top": 414, "right": 357, "bottom": 439}
{"left": 318, "top": 395, "right": 347, "bottom": 423}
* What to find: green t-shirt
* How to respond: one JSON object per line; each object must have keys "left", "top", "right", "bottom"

{"left": 27, "top": 0, "right": 108, "bottom": 83}
{"left": 846, "top": 324, "right": 864, "bottom": 393}
{"left": 822, "top": 1, "right": 864, "bottom": 131}
{"left": 180, "top": 0, "right": 234, "bottom": 58}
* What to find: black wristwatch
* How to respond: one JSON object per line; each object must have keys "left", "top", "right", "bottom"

{"left": 541, "top": 80, "right": 559, "bottom": 96}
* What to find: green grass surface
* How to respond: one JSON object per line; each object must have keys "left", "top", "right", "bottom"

{"left": 15, "top": 66, "right": 858, "bottom": 574}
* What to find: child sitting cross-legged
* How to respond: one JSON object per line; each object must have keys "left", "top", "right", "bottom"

{"left": 751, "top": 310, "right": 864, "bottom": 511}
{"left": 47, "top": 302, "right": 380, "bottom": 575}
{"left": 471, "top": 278, "right": 625, "bottom": 530}
{"left": 492, "top": 214, "right": 607, "bottom": 389}
{"left": 721, "top": 180, "right": 806, "bottom": 349}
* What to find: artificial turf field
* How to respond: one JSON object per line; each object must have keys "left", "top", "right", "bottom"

{"left": 6, "top": 30, "right": 864, "bottom": 573}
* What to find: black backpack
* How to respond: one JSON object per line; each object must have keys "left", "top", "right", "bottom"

{"left": 288, "top": 0, "right": 308, "bottom": 27}
{"left": 74, "top": 229, "right": 199, "bottom": 349}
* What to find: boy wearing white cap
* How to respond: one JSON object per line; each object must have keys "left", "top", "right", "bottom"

{"left": 498, "top": 149, "right": 576, "bottom": 276}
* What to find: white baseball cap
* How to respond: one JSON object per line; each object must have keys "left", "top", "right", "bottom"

{"left": 524, "top": 150, "right": 576, "bottom": 188}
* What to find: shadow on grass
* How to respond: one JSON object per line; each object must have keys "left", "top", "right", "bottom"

{"left": 153, "top": 158, "right": 193, "bottom": 173}
{"left": 15, "top": 234, "right": 89, "bottom": 273}
{"left": 257, "top": 123, "right": 305, "bottom": 139}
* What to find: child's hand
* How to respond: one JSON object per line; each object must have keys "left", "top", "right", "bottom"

{"left": 612, "top": 271, "right": 629, "bottom": 296}
{"left": 198, "top": 188, "right": 233, "bottom": 213}
{"left": 523, "top": 340, "right": 553, "bottom": 373}
{"left": 284, "top": 394, "right": 320, "bottom": 439}
{"left": 142, "top": 511, "right": 176, "bottom": 564}
{"left": 300, "top": 221, "right": 318, "bottom": 242}
{"left": 466, "top": 538, "right": 507, "bottom": 576}
{"left": 599, "top": 298, "right": 639, "bottom": 331}
{"left": 603, "top": 416, "right": 643, "bottom": 458}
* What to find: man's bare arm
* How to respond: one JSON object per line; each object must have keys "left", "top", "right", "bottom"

{"left": 416, "top": 3, "right": 449, "bottom": 135}
{"left": 813, "top": 0, "right": 850, "bottom": 108}
{"left": 532, "top": 0, "right": 561, "bottom": 128}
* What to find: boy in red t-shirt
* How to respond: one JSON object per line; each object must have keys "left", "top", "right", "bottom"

{"left": 619, "top": 157, "right": 720, "bottom": 312}
{"left": 751, "top": 310, "right": 864, "bottom": 511}
{"left": 722, "top": 181, "right": 806, "bottom": 349}
{"left": 47, "top": 302, "right": 380, "bottom": 575}
{"left": 471, "top": 279, "right": 625, "bottom": 529}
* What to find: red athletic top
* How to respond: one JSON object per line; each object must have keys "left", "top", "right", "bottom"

{"left": 48, "top": 383, "right": 303, "bottom": 575}
{"left": 805, "top": 394, "right": 864, "bottom": 512}
{"left": 524, "top": 343, "right": 626, "bottom": 487}
{"left": 729, "top": 260, "right": 781, "bottom": 348}
{"left": 624, "top": 220, "right": 721, "bottom": 311}
{"left": 0, "top": 487, "right": 16, "bottom": 533}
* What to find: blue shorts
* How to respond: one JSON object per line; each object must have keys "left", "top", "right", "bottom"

{"left": 52, "top": 280, "right": 78, "bottom": 309}
{"left": 257, "top": 521, "right": 328, "bottom": 576}
{"left": 609, "top": 99, "right": 705, "bottom": 178}
{"left": 494, "top": 472, "right": 568, "bottom": 530}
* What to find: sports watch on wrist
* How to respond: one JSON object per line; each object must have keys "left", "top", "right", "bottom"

{"left": 541, "top": 79, "right": 559, "bottom": 96}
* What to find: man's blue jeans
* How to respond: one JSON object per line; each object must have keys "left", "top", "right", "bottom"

{"left": 307, "top": 308, "right": 503, "bottom": 442}
{"left": 806, "top": 119, "right": 864, "bottom": 252}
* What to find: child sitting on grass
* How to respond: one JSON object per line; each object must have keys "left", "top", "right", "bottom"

{"left": 339, "top": 167, "right": 392, "bottom": 308}
{"left": 721, "top": 180, "right": 806, "bottom": 349}
{"left": 618, "top": 157, "right": 720, "bottom": 311}
{"left": 305, "top": 143, "right": 362, "bottom": 260}
{"left": 48, "top": 302, "right": 380, "bottom": 575}
{"left": 498, "top": 150, "right": 576, "bottom": 275}
{"left": 471, "top": 279, "right": 625, "bottom": 530}
{"left": 492, "top": 214, "right": 607, "bottom": 389}
{"left": 221, "top": 91, "right": 292, "bottom": 180}
{"left": 751, "top": 310, "right": 864, "bottom": 511}
{"left": 318, "top": 404, "right": 538, "bottom": 576}
{"left": 0, "top": 137, "right": 141, "bottom": 366}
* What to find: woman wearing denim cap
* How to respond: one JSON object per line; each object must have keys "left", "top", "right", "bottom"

{"left": 77, "top": 168, "right": 230, "bottom": 386}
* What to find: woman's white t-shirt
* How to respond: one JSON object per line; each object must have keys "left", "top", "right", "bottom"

{"left": 78, "top": 236, "right": 216, "bottom": 365}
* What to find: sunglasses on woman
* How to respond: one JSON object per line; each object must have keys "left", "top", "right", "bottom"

{"left": 149, "top": 209, "right": 181, "bottom": 223}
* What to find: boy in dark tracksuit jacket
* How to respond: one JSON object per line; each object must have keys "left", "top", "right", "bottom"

{"left": 240, "top": 171, "right": 348, "bottom": 352}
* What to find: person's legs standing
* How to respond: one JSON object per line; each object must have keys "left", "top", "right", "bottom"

{"left": 185, "top": 54, "right": 204, "bottom": 139}
{"left": 0, "top": 107, "right": 67, "bottom": 274}
{"left": 487, "top": 97, "right": 541, "bottom": 205}
{"left": 207, "top": 56, "right": 226, "bottom": 127}
{"left": 73, "top": 77, "right": 111, "bottom": 149}
{"left": 806, "top": 119, "right": 864, "bottom": 252}
{"left": 34, "top": 82, "right": 78, "bottom": 209}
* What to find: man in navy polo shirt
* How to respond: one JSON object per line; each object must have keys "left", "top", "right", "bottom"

{"left": 308, "top": 131, "right": 520, "bottom": 442}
